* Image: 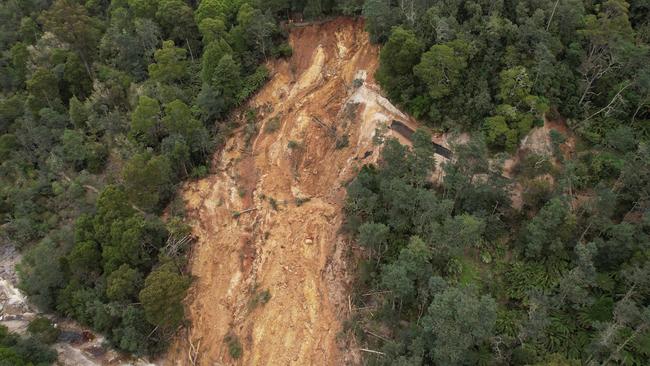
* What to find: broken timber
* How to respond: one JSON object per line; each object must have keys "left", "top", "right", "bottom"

{"left": 389, "top": 120, "right": 453, "bottom": 159}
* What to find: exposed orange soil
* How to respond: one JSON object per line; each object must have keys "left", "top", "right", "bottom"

{"left": 166, "top": 18, "right": 413, "bottom": 366}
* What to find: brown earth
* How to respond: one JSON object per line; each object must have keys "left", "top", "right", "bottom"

{"left": 504, "top": 116, "right": 576, "bottom": 210}
{"left": 165, "top": 18, "right": 414, "bottom": 366}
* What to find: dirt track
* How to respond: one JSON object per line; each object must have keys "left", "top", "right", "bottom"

{"left": 166, "top": 18, "right": 415, "bottom": 366}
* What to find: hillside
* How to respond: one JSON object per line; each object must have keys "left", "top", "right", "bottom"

{"left": 168, "top": 18, "right": 410, "bottom": 365}
{"left": 1, "top": 1, "right": 648, "bottom": 365}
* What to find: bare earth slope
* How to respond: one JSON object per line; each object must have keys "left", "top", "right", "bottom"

{"left": 167, "top": 18, "right": 415, "bottom": 366}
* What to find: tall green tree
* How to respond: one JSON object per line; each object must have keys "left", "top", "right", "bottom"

{"left": 17, "top": 238, "right": 66, "bottom": 311}
{"left": 423, "top": 286, "right": 497, "bottom": 366}
{"left": 148, "top": 40, "right": 189, "bottom": 85}
{"left": 211, "top": 54, "right": 242, "bottom": 112}
{"left": 522, "top": 198, "right": 576, "bottom": 260}
{"left": 130, "top": 95, "right": 162, "bottom": 147}
{"left": 357, "top": 222, "right": 389, "bottom": 260}
{"left": 122, "top": 151, "right": 174, "bottom": 212}
{"left": 100, "top": 7, "right": 161, "bottom": 80}
{"left": 139, "top": 261, "right": 190, "bottom": 330}
{"left": 201, "top": 39, "right": 233, "bottom": 84}
{"left": 26, "top": 68, "right": 60, "bottom": 109}
{"left": 161, "top": 99, "right": 211, "bottom": 158}
{"left": 577, "top": 0, "right": 636, "bottom": 109}
{"left": 107, "top": 264, "right": 143, "bottom": 301}
{"left": 362, "top": 0, "right": 399, "bottom": 43}
{"left": 155, "top": 0, "right": 199, "bottom": 47}
{"left": 375, "top": 27, "right": 423, "bottom": 103}
{"left": 414, "top": 40, "right": 470, "bottom": 100}
{"left": 40, "top": 0, "right": 102, "bottom": 78}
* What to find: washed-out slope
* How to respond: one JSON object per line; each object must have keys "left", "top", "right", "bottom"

{"left": 168, "top": 18, "right": 418, "bottom": 366}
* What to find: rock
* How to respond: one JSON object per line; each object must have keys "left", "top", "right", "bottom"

{"left": 84, "top": 345, "right": 106, "bottom": 358}
{"left": 59, "top": 331, "right": 84, "bottom": 344}
{"left": 305, "top": 239, "right": 313, "bottom": 245}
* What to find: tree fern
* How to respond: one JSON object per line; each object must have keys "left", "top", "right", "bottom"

{"left": 505, "top": 261, "right": 558, "bottom": 301}
{"left": 543, "top": 313, "right": 590, "bottom": 360}
{"left": 543, "top": 314, "right": 574, "bottom": 354}
{"left": 577, "top": 296, "right": 614, "bottom": 328}
{"left": 496, "top": 309, "right": 523, "bottom": 338}
{"left": 618, "top": 329, "right": 650, "bottom": 366}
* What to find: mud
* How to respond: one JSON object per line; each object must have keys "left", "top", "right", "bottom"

{"left": 167, "top": 18, "right": 415, "bottom": 366}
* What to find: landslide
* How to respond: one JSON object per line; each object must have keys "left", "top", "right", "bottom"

{"left": 168, "top": 18, "right": 417, "bottom": 366}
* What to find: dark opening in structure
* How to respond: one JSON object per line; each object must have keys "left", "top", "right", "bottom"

{"left": 389, "top": 120, "right": 453, "bottom": 159}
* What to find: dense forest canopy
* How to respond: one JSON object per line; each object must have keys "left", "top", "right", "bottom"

{"left": 365, "top": 0, "right": 649, "bottom": 148}
{"left": 343, "top": 1, "right": 650, "bottom": 365}
{"left": 0, "top": 323, "right": 58, "bottom": 365}
{"left": 0, "top": 0, "right": 293, "bottom": 356}
{"left": 0, "top": 0, "right": 648, "bottom": 364}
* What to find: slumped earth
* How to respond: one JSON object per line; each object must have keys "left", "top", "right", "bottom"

{"left": 167, "top": 17, "right": 421, "bottom": 366}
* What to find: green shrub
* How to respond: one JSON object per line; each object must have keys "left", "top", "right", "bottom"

{"left": 191, "top": 165, "right": 208, "bottom": 179}
{"left": 237, "top": 66, "right": 269, "bottom": 103}
{"left": 514, "top": 153, "right": 553, "bottom": 178}
{"left": 605, "top": 125, "right": 637, "bottom": 152}
{"left": 295, "top": 197, "right": 311, "bottom": 206}
{"left": 224, "top": 332, "right": 243, "bottom": 359}
{"left": 0, "top": 134, "right": 18, "bottom": 161}
{"left": 522, "top": 178, "right": 553, "bottom": 211}
{"left": 590, "top": 151, "right": 624, "bottom": 181}
{"left": 504, "top": 261, "right": 557, "bottom": 301}
{"left": 549, "top": 130, "right": 567, "bottom": 159}
{"left": 272, "top": 42, "right": 293, "bottom": 58}
{"left": 269, "top": 197, "right": 278, "bottom": 210}
{"left": 248, "top": 288, "right": 271, "bottom": 310}
{"left": 27, "top": 317, "right": 60, "bottom": 344}
{"left": 335, "top": 135, "right": 349, "bottom": 149}
{"left": 264, "top": 117, "right": 281, "bottom": 133}
{"left": 495, "top": 309, "right": 523, "bottom": 338}
{"left": 0, "top": 325, "right": 57, "bottom": 364}
{"left": 511, "top": 344, "right": 539, "bottom": 365}
{"left": 86, "top": 141, "right": 109, "bottom": 174}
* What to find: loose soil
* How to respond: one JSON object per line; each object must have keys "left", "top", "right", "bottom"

{"left": 166, "top": 18, "right": 413, "bottom": 366}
